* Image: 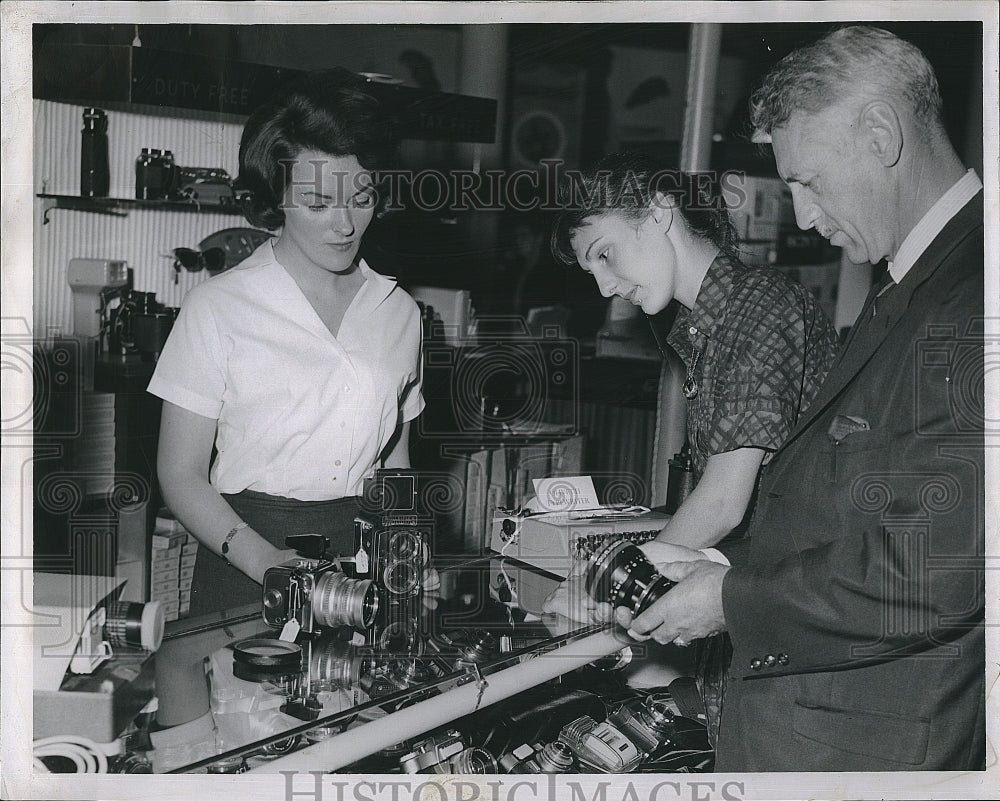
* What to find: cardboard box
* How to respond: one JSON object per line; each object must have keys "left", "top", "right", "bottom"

{"left": 33, "top": 651, "right": 155, "bottom": 743}
{"left": 152, "top": 532, "right": 186, "bottom": 550}
{"left": 489, "top": 509, "right": 670, "bottom": 578}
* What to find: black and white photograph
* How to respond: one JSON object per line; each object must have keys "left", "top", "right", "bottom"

{"left": 2, "top": 2, "right": 997, "bottom": 800}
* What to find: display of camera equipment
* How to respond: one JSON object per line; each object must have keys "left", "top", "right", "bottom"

{"left": 307, "top": 631, "right": 368, "bottom": 689}
{"left": 262, "top": 536, "right": 379, "bottom": 634}
{"left": 451, "top": 629, "right": 499, "bottom": 666}
{"left": 558, "top": 715, "right": 643, "bottom": 773}
{"left": 361, "top": 467, "right": 463, "bottom": 524}
{"left": 399, "top": 730, "right": 498, "bottom": 774}
{"left": 231, "top": 637, "right": 303, "bottom": 683}
{"left": 607, "top": 695, "right": 677, "bottom": 754}
{"left": 206, "top": 755, "right": 248, "bottom": 774}
{"left": 103, "top": 600, "right": 164, "bottom": 652}
{"left": 498, "top": 741, "right": 576, "bottom": 774}
{"left": 366, "top": 596, "right": 424, "bottom": 655}
{"left": 175, "top": 166, "right": 236, "bottom": 205}
{"left": 354, "top": 517, "right": 430, "bottom": 598}
{"left": 584, "top": 540, "right": 675, "bottom": 617}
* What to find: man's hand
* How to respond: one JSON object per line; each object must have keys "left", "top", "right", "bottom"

{"left": 639, "top": 540, "right": 710, "bottom": 566}
{"left": 615, "top": 559, "right": 729, "bottom": 646}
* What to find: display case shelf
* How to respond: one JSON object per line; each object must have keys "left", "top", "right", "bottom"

{"left": 38, "top": 193, "right": 246, "bottom": 223}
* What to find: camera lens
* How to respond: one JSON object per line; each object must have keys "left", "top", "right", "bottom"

{"left": 104, "top": 600, "right": 164, "bottom": 651}
{"left": 389, "top": 529, "right": 422, "bottom": 560}
{"left": 313, "top": 571, "right": 379, "bottom": 629}
{"left": 383, "top": 560, "right": 420, "bottom": 596}
{"left": 584, "top": 540, "right": 674, "bottom": 616}
{"left": 534, "top": 741, "right": 575, "bottom": 773}
{"left": 263, "top": 588, "right": 285, "bottom": 609}
{"left": 449, "top": 747, "right": 498, "bottom": 774}
{"left": 642, "top": 695, "right": 676, "bottom": 735}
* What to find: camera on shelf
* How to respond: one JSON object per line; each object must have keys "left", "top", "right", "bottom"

{"left": 399, "top": 730, "right": 498, "bottom": 774}
{"left": 607, "top": 695, "right": 677, "bottom": 753}
{"left": 498, "top": 741, "right": 576, "bottom": 774}
{"left": 262, "top": 535, "right": 378, "bottom": 635}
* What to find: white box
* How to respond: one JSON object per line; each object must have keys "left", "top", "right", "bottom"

{"left": 409, "top": 286, "right": 473, "bottom": 347}
{"left": 489, "top": 509, "right": 671, "bottom": 578}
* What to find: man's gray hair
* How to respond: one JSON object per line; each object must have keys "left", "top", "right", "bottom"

{"left": 749, "top": 25, "right": 944, "bottom": 138}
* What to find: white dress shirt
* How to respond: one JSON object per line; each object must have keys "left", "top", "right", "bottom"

{"left": 148, "top": 240, "right": 424, "bottom": 500}
{"left": 888, "top": 168, "right": 983, "bottom": 284}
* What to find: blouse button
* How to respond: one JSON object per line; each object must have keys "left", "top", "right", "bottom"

{"left": 335, "top": 460, "right": 341, "bottom": 466}
{"left": 688, "top": 326, "right": 698, "bottom": 336}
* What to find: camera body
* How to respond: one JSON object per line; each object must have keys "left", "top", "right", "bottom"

{"left": 262, "top": 556, "right": 378, "bottom": 635}
{"left": 498, "top": 741, "right": 576, "bottom": 774}
{"left": 356, "top": 469, "right": 441, "bottom": 599}
{"left": 558, "top": 715, "right": 643, "bottom": 773}
{"left": 399, "top": 730, "right": 497, "bottom": 774}
{"left": 607, "top": 696, "right": 676, "bottom": 753}
{"left": 354, "top": 517, "right": 431, "bottom": 599}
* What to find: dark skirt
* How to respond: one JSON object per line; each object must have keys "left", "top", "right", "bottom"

{"left": 188, "top": 490, "right": 360, "bottom": 617}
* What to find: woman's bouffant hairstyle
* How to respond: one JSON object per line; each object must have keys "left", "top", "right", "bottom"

{"left": 749, "top": 25, "right": 944, "bottom": 139}
{"left": 236, "top": 68, "right": 398, "bottom": 230}
{"left": 550, "top": 151, "right": 739, "bottom": 266}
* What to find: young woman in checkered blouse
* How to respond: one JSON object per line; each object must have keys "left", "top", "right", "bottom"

{"left": 546, "top": 150, "right": 840, "bottom": 747}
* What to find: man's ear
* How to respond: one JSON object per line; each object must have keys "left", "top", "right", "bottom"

{"left": 859, "top": 100, "right": 903, "bottom": 168}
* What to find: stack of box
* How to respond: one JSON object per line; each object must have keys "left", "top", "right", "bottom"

{"left": 152, "top": 511, "right": 199, "bottom": 620}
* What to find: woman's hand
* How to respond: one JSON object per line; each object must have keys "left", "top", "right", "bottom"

{"left": 420, "top": 566, "right": 441, "bottom": 610}
{"left": 541, "top": 559, "right": 614, "bottom": 625}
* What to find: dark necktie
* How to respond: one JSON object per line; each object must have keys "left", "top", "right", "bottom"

{"left": 871, "top": 271, "right": 896, "bottom": 317}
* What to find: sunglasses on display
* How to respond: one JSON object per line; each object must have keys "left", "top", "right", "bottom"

{"left": 167, "top": 247, "right": 227, "bottom": 283}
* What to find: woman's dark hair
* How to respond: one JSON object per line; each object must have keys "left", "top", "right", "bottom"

{"left": 236, "top": 67, "right": 398, "bottom": 230}
{"left": 550, "top": 151, "right": 739, "bottom": 266}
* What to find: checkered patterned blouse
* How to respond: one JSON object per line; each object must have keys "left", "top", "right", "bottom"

{"left": 665, "top": 253, "right": 840, "bottom": 478}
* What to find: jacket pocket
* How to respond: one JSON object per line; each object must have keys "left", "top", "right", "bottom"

{"left": 830, "top": 428, "right": 890, "bottom": 484}
{"left": 792, "top": 700, "right": 929, "bottom": 765}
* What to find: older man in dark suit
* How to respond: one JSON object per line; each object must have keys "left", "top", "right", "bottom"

{"left": 614, "top": 25, "right": 985, "bottom": 771}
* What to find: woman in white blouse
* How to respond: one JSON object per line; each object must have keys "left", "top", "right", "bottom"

{"left": 149, "top": 69, "right": 424, "bottom": 616}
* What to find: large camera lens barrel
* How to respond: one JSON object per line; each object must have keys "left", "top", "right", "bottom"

{"left": 450, "top": 746, "right": 499, "bottom": 774}
{"left": 584, "top": 540, "right": 674, "bottom": 616}
{"left": 313, "top": 571, "right": 379, "bottom": 629}
{"left": 104, "top": 600, "right": 164, "bottom": 651}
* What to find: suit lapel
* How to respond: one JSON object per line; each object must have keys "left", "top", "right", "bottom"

{"left": 773, "top": 192, "right": 984, "bottom": 456}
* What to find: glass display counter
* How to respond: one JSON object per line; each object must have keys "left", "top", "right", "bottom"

{"left": 145, "top": 556, "right": 710, "bottom": 775}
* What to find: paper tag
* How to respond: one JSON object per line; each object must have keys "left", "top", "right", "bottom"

{"left": 279, "top": 619, "right": 301, "bottom": 642}
{"left": 532, "top": 476, "right": 599, "bottom": 512}
{"left": 354, "top": 547, "right": 369, "bottom": 575}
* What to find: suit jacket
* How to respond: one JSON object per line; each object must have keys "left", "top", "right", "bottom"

{"left": 717, "top": 193, "right": 985, "bottom": 771}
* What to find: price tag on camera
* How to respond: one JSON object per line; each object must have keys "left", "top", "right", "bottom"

{"left": 279, "top": 619, "right": 301, "bottom": 642}
{"left": 354, "top": 547, "right": 369, "bottom": 575}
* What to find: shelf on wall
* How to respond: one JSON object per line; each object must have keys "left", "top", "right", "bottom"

{"left": 38, "top": 193, "right": 247, "bottom": 223}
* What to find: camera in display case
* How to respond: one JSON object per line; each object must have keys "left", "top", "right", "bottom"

{"left": 262, "top": 547, "right": 379, "bottom": 635}
{"left": 399, "top": 729, "right": 498, "bottom": 774}
{"left": 354, "top": 517, "right": 431, "bottom": 599}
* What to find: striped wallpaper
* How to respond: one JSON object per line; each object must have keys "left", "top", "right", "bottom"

{"left": 32, "top": 100, "right": 251, "bottom": 338}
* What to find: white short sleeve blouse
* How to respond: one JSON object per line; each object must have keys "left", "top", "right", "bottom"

{"left": 147, "top": 240, "right": 424, "bottom": 500}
